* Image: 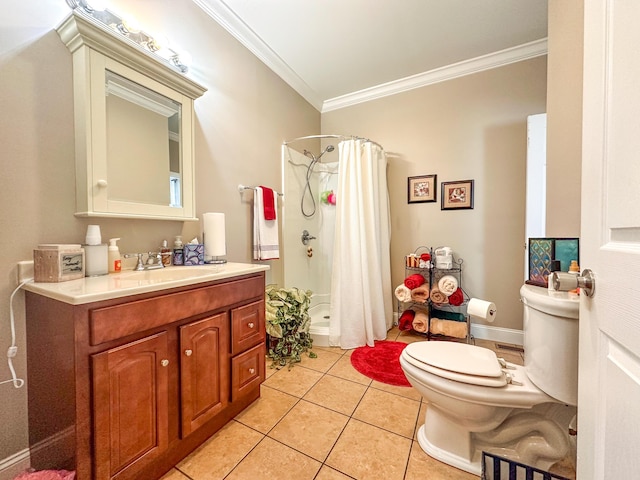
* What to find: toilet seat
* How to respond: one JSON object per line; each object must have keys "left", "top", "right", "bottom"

{"left": 403, "top": 341, "right": 508, "bottom": 387}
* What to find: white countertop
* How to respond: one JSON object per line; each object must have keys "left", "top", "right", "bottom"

{"left": 23, "top": 262, "right": 270, "bottom": 305}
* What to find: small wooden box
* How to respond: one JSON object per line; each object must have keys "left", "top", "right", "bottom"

{"left": 34, "top": 244, "right": 85, "bottom": 282}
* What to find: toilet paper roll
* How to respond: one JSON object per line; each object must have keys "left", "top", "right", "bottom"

{"left": 203, "top": 212, "right": 226, "bottom": 258}
{"left": 467, "top": 298, "right": 497, "bottom": 322}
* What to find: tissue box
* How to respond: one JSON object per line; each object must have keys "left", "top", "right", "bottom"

{"left": 183, "top": 244, "right": 204, "bottom": 265}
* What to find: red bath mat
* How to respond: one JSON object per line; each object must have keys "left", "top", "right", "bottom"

{"left": 350, "top": 340, "right": 411, "bottom": 387}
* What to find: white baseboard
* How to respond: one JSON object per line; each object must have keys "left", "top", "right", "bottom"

{"left": 0, "top": 448, "right": 30, "bottom": 480}
{"left": 470, "top": 323, "right": 524, "bottom": 346}
{"left": 393, "top": 311, "right": 523, "bottom": 345}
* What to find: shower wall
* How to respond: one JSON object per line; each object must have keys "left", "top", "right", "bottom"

{"left": 281, "top": 146, "right": 338, "bottom": 298}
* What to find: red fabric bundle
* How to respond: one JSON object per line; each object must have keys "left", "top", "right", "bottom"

{"left": 404, "top": 273, "right": 425, "bottom": 289}
{"left": 420, "top": 253, "right": 431, "bottom": 261}
{"left": 259, "top": 186, "right": 276, "bottom": 220}
{"left": 398, "top": 310, "right": 416, "bottom": 331}
{"left": 448, "top": 288, "right": 464, "bottom": 306}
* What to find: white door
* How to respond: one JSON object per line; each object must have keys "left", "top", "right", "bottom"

{"left": 578, "top": 1, "right": 640, "bottom": 478}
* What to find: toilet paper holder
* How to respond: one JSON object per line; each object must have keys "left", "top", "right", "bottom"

{"left": 551, "top": 269, "right": 595, "bottom": 297}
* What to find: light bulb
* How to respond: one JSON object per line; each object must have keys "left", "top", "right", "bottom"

{"left": 121, "top": 16, "right": 141, "bottom": 33}
{"left": 178, "top": 51, "right": 192, "bottom": 67}
{"left": 86, "top": 0, "right": 107, "bottom": 11}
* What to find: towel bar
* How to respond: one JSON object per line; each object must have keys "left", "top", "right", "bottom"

{"left": 238, "top": 184, "right": 283, "bottom": 196}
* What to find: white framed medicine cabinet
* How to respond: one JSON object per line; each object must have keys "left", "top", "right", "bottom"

{"left": 56, "top": 10, "right": 207, "bottom": 221}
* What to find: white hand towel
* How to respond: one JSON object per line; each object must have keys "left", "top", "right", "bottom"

{"left": 438, "top": 275, "right": 459, "bottom": 296}
{"left": 253, "top": 187, "right": 280, "bottom": 260}
{"left": 394, "top": 284, "right": 412, "bottom": 302}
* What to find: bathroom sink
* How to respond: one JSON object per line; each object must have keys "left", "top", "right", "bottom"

{"left": 119, "top": 266, "right": 223, "bottom": 282}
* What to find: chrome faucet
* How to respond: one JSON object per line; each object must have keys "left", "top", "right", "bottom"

{"left": 301, "top": 230, "right": 316, "bottom": 246}
{"left": 123, "top": 252, "right": 165, "bottom": 271}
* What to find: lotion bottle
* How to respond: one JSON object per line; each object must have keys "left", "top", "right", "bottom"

{"left": 173, "top": 235, "right": 184, "bottom": 265}
{"left": 108, "top": 238, "right": 121, "bottom": 273}
{"left": 160, "top": 239, "right": 172, "bottom": 266}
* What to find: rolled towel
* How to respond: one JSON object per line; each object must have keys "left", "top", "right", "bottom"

{"left": 394, "top": 284, "right": 412, "bottom": 302}
{"left": 429, "top": 318, "right": 468, "bottom": 338}
{"left": 431, "top": 308, "right": 466, "bottom": 322}
{"left": 404, "top": 273, "right": 425, "bottom": 289}
{"left": 398, "top": 309, "right": 415, "bottom": 331}
{"left": 448, "top": 287, "right": 464, "bottom": 306}
{"left": 412, "top": 310, "right": 429, "bottom": 333}
{"left": 429, "top": 287, "right": 449, "bottom": 304}
{"left": 411, "top": 284, "right": 430, "bottom": 303}
{"left": 438, "top": 275, "right": 459, "bottom": 296}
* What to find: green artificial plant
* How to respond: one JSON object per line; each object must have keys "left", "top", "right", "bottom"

{"left": 265, "top": 285, "right": 317, "bottom": 368}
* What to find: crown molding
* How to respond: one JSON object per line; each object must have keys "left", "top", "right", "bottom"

{"left": 193, "top": 0, "right": 547, "bottom": 114}
{"left": 322, "top": 38, "right": 548, "bottom": 113}
{"left": 193, "top": 0, "right": 324, "bottom": 110}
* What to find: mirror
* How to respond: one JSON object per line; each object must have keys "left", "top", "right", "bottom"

{"left": 105, "top": 70, "right": 182, "bottom": 207}
{"left": 56, "top": 10, "right": 207, "bottom": 220}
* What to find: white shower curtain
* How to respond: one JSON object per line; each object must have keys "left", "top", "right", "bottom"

{"left": 329, "top": 139, "right": 392, "bottom": 348}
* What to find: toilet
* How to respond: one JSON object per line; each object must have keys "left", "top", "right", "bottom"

{"left": 400, "top": 284, "right": 579, "bottom": 475}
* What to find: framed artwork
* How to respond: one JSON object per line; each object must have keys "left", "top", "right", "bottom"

{"left": 527, "top": 237, "right": 580, "bottom": 287}
{"left": 408, "top": 174, "right": 437, "bottom": 203}
{"left": 441, "top": 180, "right": 474, "bottom": 210}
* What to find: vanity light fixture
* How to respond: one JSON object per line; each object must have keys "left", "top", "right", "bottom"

{"left": 65, "top": 0, "right": 193, "bottom": 74}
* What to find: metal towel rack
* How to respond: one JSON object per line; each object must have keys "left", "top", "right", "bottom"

{"left": 238, "top": 184, "right": 283, "bottom": 196}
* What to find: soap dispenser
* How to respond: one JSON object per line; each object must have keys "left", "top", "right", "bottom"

{"left": 173, "top": 235, "right": 184, "bottom": 265}
{"left": 160, "top": 239, "right": 172, "bottom": 266}
{"left": 108, "top": 238, "right": 121, "bottom": 273}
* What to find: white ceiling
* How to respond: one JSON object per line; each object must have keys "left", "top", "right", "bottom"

{"left": 193, "top": 0, "right": 548, "bottom": 112}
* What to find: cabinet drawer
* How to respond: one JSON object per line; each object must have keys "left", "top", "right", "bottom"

{"left": 90, "top": 275, "right": 264, "bottom": 345}
{"left": 231, "top": 300, "right": 265, "bottom": 355}
{"left": 231, "top": 343, "right": 265, "bottom": 402}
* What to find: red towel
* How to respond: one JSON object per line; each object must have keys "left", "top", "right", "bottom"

{"left": 404, "top": 273, "right": 425, "bottom": 289}
{"left": 398, "top": 310, "right": 416, "bottom": 331}
{"left": 448, "top": 288, "right": 464, "bottom": 306}
{"left": 259, "top": 186, "right": 276, "bottom": 220}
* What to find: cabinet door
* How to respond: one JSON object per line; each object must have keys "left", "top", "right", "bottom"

{"left": 179, "top": 313, "right": 229, "bottom": 437}
{"left": 92, "top": 332, "right": 169, "bottom": 480}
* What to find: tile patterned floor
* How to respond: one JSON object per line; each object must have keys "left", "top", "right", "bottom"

{"left": 159, "top": 329, "right": 543, "bottom": 480}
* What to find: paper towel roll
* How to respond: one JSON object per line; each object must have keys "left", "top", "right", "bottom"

{"left": 203, "top": 212, "right": 226, "bottom": 258}
{"left": 467, "top": 298, "right": 497, "bottom": 322}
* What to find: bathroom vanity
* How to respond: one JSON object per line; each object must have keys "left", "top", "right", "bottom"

{"left": 23, "top": 264, "right": 268, "bottom": 480}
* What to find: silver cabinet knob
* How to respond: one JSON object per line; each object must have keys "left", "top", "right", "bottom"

{"left": 184, "top": 349, "right": 193, "bottom": 356}
{"left": 248, "top": 322, "right": 255, "bottom": 329}
{"left": 161, "top": 359, "right": 169, "bottom": 367}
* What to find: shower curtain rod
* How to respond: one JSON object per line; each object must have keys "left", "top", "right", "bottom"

{"left": 283, "top": 134, "right": 384, "bottom": 151}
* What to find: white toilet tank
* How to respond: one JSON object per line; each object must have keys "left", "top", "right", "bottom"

{"left": 520, "top": 284, "right": 579, "bottom": 405}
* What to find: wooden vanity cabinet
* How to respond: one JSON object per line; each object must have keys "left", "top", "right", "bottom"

{"left": 25, "top": 272, "right": 266, "bottom": 480}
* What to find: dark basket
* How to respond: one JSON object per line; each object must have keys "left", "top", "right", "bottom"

{"left": 482, "top": 452, "right": 571, "bottom": 480}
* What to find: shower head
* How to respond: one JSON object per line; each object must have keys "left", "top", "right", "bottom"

{"left": 317, "top": 145, "right": 335, "bottom": 161}
{"left": 303, "top": 145, "right": 335, "bottom": 163}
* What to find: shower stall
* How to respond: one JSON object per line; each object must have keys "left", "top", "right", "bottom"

{"left": 281, "top": 135, "right": 393, "bottom": 349}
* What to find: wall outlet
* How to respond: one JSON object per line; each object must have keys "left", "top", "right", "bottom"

{"left": 17, "top": 260, "right": 34, "bottom": 283}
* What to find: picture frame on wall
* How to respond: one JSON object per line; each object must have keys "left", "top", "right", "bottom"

{"left": 441, "top": 180, "right": 474, "bottom": 210}
{"left": 408, "top": 174, "right": 437, "bottom": 203}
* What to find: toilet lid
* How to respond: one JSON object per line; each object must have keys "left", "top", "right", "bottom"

{"left": 404, "top": 342, "right": 508, "bottom": 387}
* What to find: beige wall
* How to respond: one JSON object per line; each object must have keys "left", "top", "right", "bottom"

{"left": 0, "top": 0, "right": 319, "bottom": 466}
{"left": 546, "top": 1, "right": 584, "bottom": 237}
{"left": 323, "top": 57, "right": 548, "bottom": 334}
